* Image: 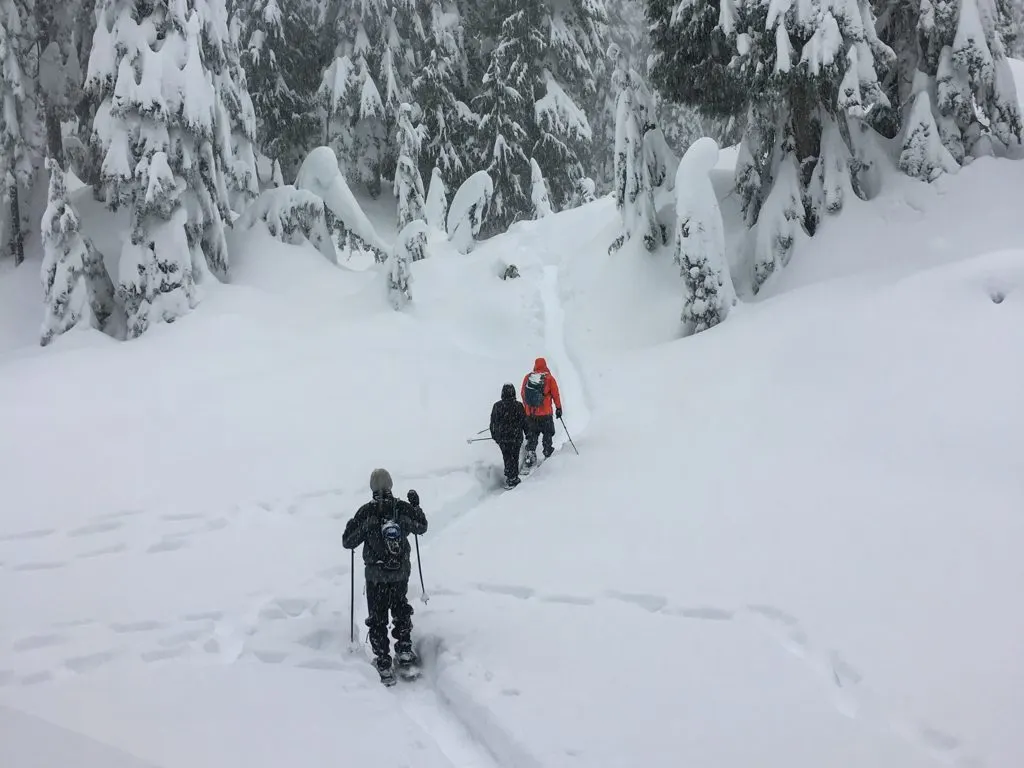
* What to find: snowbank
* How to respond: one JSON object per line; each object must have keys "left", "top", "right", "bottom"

{"left": 2, "top": 150, "right": 1022, "bottom": 768}
{"left": 763, "top": 155, "right": 1024, "bottom": 296}
{"left": 419, "top": 245, "right": 1024, "bottom": 768}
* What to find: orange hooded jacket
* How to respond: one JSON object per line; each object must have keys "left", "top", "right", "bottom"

{"left": 521, "top": 357, "right": 562, "bottom": 418}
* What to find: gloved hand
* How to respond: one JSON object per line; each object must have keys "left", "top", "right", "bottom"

{"left": 407, "top": 489, "right": 420, "bottom": 506}
{"left": 555, "top": 407, "right": 563, "bottom": 419}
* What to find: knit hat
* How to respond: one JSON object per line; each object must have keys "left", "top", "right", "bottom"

{"left": 369, "top": 468, "right": 393, "bottom": 493}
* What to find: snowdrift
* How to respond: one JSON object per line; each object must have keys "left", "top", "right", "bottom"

{"left": 2, "top": 148, "right": 1023, "bottom": 768}
{"left": 417, "top": 244, "right": 1024, "bottom": 767}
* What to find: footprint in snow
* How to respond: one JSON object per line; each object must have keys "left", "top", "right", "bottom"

{"left": 475, "top": 583, "right": 535, "bottom": 599}
{"left": 67, "top": 521, "right": 124, "bottom": 538}
{"left": 19, "top": 671, "right": 54, "bottom": 686}
{"left": 64, "top": 650, "right": 117, "bottom": 673}
{"left": 109, "top": 620, "right": 165, "bottom": 634}
{"left": 605, "top": 591, "right": 668, "bottom": 613}
{"left": 0, "top": 528, "right": 56, "bottom": 542}
{"left": 538, "top": 594, "right": 593, "bottom": 606}
{"left": 140, "top": 647, "right": 187, "bottom": 663}
{"left": 76, "top": 543, "right": 129, "bottom": 559}
{"left": 94, "top": 510, "right": 143, "bottom": 521}
{"left": 666, "top": 606, "right": 735, "bottom": 621}
{"left": 146, "top": 538, "right": 189, "bottom": 554}
{"left": 12, "top": 633, "right": 69, "bottom": 652}
{"left": 13, "top": 561, "right": 67, "bottom": 572}
{"left": 159, "top": 512, "right": 205, "bottom": 523}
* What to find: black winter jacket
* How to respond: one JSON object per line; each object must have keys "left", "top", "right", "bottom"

{"left": 490, "top": 384, "right": 528, "bottom": 444}
{"left": 343, "top": 493, "right": 428, "bottom": 583}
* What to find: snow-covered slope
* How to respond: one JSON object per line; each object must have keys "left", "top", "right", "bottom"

{"left": 2, "top": 150, "right": 1023, "bottom": 767}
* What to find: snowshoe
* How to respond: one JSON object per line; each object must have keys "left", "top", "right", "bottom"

{"left": 375, "top": 656, "right": 397, "bottom": 687}
{"left": 395, "top": 648, "right": 421, "bottom": 681}
{"left": 503, "top": 476, "right": 521, "bottom": 490}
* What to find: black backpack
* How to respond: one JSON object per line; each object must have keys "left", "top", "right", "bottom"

{"left": 523, "top": 373, "right": 546, "bottom": 408}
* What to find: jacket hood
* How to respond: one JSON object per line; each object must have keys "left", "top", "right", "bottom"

{"left": 501, "top": 383, "right": 516, "bottom": 400}
{"left": 369, "top": 468, "right": 393, "bottom": 493}
{"left": 533, "top": 357, "right": 549, "bottom": 373}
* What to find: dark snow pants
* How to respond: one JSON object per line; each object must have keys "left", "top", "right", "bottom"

{"left": 525, "top": 415, "right": 555, "bottom": 457}
{"left": 498, "top": 439, "right": 523, "bottom": 481}
{"left": 365, "top": 579, "right": 413, "bottom": 660}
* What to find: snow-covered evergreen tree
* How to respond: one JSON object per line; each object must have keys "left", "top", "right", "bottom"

{"left": 997, "top": 0, "right": 1024, "bottom": 57}
{"left": 470, "top": 0, "right": 605, "bottom": 229}
{"left": 239, "top": 0, "right": 321, "bottom": 178}
{"left": 674, "top": 139, "right": 734, "bottom": 335}
{"left": 599, "top": 0, "right": 716, "bottom": 190}
{"left": 474, "top": 0, "right": 541, "bottom": 234}
{"left": 530, "top": 157, "right": 552, "bottom": 218}
{"left": 874, "top": 0, "right": 1023, "bottom": 167}
{"left": 389, "top": 220, "right": 426, "bottom": 308}
{"left": 394, "top": 103, "right": 427, "bottom": 229}
{"left": 425, "top": 166, "right": 448, "bottom": 231}
{"left": 531, "top": 0, "right": 604, "bottom": 209}
{"left": 87, "top": 0, "right": 252, "bottom": 334}
{"left": 899, "top": 86, "right": 959, "bottom": 180}
{"left": 611, "top": 47, "right": 660, "bottom": 251}
{"left": 1, "top": 0, "right": 44, "bottom": 265}
{"left": 319, "top": 0, "right": 388, "bottom": 196}
{"left": 36, "top": 0, "right": 85, "bottom": 165}
{"left": 648, "top": 0, "right": 895, "bottom": 290}
{"left": 446, "top": 169, "right": 492, "bottom": 253}
{"left": 120, "top": 152, "right": 196, "bottom": 338}
{"left": 40, "top": 158, "right": 117, "bottom": 345}
{"left": 318, "top": 0, "right": 424, "bottom": 197}
{"left": 414, "top": 2, "right": 477, "bottom": 191}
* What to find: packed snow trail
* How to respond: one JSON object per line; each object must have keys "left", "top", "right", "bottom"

{"left": 540, "top": 265, "right": 591, "bottom": 445}
{"left": 0, "top": 210, "right": 596, "bottom": 768}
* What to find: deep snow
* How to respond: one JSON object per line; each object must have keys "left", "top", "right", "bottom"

{"left": 2, "top": 120, "right": 1024, "bottom": 767}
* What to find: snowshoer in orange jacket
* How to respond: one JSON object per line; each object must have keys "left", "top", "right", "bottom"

{"left": 520, "top": 357, "right": 562, "bottom": 468}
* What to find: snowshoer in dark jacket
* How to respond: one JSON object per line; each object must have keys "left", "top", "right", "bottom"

{"left": 490, "top": 383, "right": 528, "bottom": 489}
{"left": 343, "top": 468, "right": 428, "bottom": 681}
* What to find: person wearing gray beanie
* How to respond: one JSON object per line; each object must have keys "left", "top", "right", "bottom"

{"left": 369, "top": 468, "right": 393, "bottom": 494}
{"left": 343, "top": 468, "right": 428, "bottom": 685}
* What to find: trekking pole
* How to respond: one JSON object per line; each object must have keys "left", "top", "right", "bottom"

{"left": 349, "top": 548, "right": 356, "bottom": 646}
{"left": 414, "top": 534, "right": 429, "bottom": 603}
{"left": 559, "top": 417, "right": 579, "bottom": 455}
{"left": 476, "top": 428, "right": 490, "bottom": 434}
{"left": 465, "top": 436, "right": 493, "bottom": 444}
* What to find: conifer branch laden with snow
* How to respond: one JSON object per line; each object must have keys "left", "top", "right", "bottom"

{"left": 394, "top": 103, "right": 428, "bottom": 230}
{"left": 875, "top": 0, "right": 1023, "bottom": 172}
{"left": 236, "top": 185, "right": 338, "bottom": 264}
{"left": 446, "top": 169, "right": 493, "bottom": 253}
{"left": 85, "top": 0, "right": 259, "bottom": 336}
{"left": 0, "top": 0, "right": 45, "bottom": 265}
{"left": 648, "top": 0, "right": 894, "bottom": 288}
{"left": 40, "top": 158, "right": 117, "bottom": 346}
{"left": 674, "top": 138, "right": 735, "bottom": 335}
{"left": 425, "top": 166, "right": 449, "bottom": 232}
{"left": 530, "top": 158, "right": 553, "bottom": 218}
{"left": 388, "top": 220, "right": 426, "bottom": 309}
{"left": 610, "top": 45, "right": 661, "bottom": 252}
{"left": 295, "top": 146, "right": 391, "bottom": 264}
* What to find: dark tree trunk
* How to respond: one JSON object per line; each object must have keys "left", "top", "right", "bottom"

{"left": 8, "top": 181, "right": 24, "bottom": 266}
{"left": 46, "top": 107, "right": 64, "bottom": 166}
